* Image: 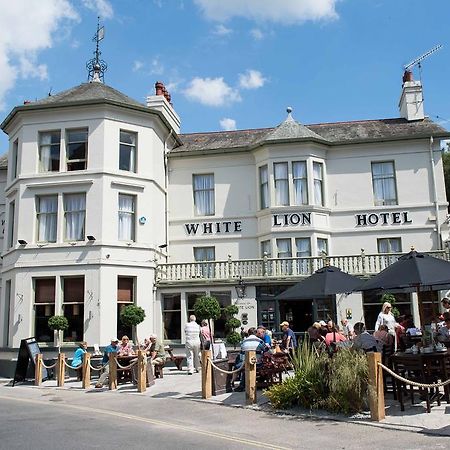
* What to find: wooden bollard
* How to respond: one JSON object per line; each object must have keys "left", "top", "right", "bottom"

{"left": 245, "top": 350, "right": 257, "bottom": 405}
{"left": 35, "top": 354, "right": 43, "bottom": 386}
{"left": 82, "top": 352, "right": 91, "bottom": 389}
{"left": 109, "top": 352, "right": 117, "bottom": 390}
{"left": 201, "top": 349, "right": 212, "bottom": 399}
{"left": 57, "top": 353, "right": 65, "bottom": 387}
{"left": 367, "top": 352, "right": 385, "bottom": 421}
{"left": 137, "top": 350, "right": 147, "bottom": 393}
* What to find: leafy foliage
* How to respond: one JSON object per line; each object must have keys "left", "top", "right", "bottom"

{"left": 48, "top": 315, "right": 69, "bottom": 331}
{"left": 193, "top": 296, "right": 221, "bottom": 321}
{"left": 226, "top": 317, "right": 241, "bottom": 330}
{"left": 226, "top": 331, "right": 241, "bottom": 347}
{"left": 223, "top": 304, "right": 239, "bottom": 317}
{"left": 120, "top": 305, "right": 146, "bottom": 327}
{"left": 265, "top": 343, "right": 369, "bottom": 414}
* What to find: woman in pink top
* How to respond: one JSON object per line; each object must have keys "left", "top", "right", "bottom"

{"left": 200, "top": 320, "right": 212, "bottom": 350}
{"left": 118, "top": 335, "right": 135, "bottom": 356}
{"left": 324, "top": 323, "right": 347, "bottom": 347}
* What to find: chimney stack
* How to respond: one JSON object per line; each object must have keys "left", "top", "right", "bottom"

{"left": 147, "top": 80, "right": 180, "bottom": 133}
{"left": 399, "top": 70, "right": 424, "bottom": 121}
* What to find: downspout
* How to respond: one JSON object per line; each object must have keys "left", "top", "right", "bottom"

{"left": 163, "top": 129, "right": 173, "bottom": 256}
{"left": 429, "top": 136, "right": 442, "bottom": 249}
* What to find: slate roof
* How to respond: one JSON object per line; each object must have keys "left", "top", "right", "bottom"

{"left": 30, "top": 82, "right": 143, "bottom": 108}
{"left": 175, "top": 117, "right": 449, "bottom": 155}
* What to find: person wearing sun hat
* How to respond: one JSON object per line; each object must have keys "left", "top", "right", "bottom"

{"left": 280, "top": 321, "right": 297, "bottom": 353}
{"left": 95, "top": 338, "right": 119, "bottom": 388}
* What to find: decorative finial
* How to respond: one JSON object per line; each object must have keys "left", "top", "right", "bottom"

{"left": 286, "top": 106, "right": 294, "bottom": 121}
{"left": 86, "top": 16, "right": 107, "bottom": 83}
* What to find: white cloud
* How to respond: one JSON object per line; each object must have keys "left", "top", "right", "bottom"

{"left": 193, "top": 0, "right": 338, "bottom": 24}
{"left": 184, "top": 77, "right": 241, "bottom": 106}
{"left": 81, "top": 0, "right": 114, "bottom": 19}
{"left": 0, "top": 0, "right": 79, "bottom": 109}
{"left": 250, "top": 28, "right": 264, "bottom": 40}
{"left": 150, "top": 57, "right": 164, "bottom": 75}
{"left": 213, "top": 24, "right": 232, "bottom": 36}
{"left": 239, "top": 70, "right": 266, "bottom": 90}
{"left": 132, "top": 60, "right": 144, "bottom": 72}
{"left": 220, "top": 118, "right": 237, "bottom": 131}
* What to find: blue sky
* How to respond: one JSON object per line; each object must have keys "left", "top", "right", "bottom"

{"left": 1, "top": 0, "right": 450, "bottom": 152}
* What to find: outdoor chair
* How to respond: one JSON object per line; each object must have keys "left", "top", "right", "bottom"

{"left": 392, "top": 355, "right": 440, "bottom": 413}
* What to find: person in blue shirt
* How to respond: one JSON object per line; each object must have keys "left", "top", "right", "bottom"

{"left": 280, "top": 321, "right": 297, "bottom": 353}
{"left": 71, "top": 341, "right": 87, "bottom": 380}
{"left": 95, "top": 338, "right": 119, "bottom": 388}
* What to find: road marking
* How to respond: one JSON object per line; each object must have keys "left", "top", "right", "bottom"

{"left": 0, "top": 394, "right": 292, "bottom": 450}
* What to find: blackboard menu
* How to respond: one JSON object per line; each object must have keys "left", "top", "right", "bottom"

{"left": 13, "top": 337, "right": 47, "bottom": 385}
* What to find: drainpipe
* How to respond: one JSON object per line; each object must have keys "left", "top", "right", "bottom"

{"left": 163, "top": 129, "right": 173, "bottom": 258}
{"left": 429, "top": 136, "right": 442, "bottom": 249}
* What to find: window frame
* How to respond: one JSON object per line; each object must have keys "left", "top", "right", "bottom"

{"left": 193, "top": 173, "right": 215, "bottom": 216}
{"left": 61, "top": 276, "right": 85, "bottom": 342}
{"left": 313, "top": 161, "right": 324, "bottom": 206}
{"left": 274, "top": 162, "right": 289, "bottom": 206}
{"left": 259, "top": 165, "right": 269, "bottom": 209}
{"left": 8, "top": 201, "right": 15, "bottom": 249}
{"left": 118, "top": 193, "right": 136, "bottom": 241}
{"left": 66, "top": 128, "right": 88, "bottom": 171}
{"left": 119, "top": 130, "right": 137, "bottom": 173}
{"left": 63, "top": 193, "right": 86, "bottom": 241}
{"left": 292, "top": 161, "right": 308, "bottom": 205}
{"left": 11, "top": 139, "right": 18, "bottom": 180}
{"left": 317, "top": 237, "right": 328, "bottom": 256}
{"left": 39, "top": 130, "right": 61, "bottom": 173}
{"left": 371, "top": 161, "right": 398, "bottom": 206}
{"left": 377, "top": 237, "right": 402, "bottom": 253}
{"left": 36, "top": 195, "right": 58, "bottom": 243}
{"left": 260, "top": 240, "right": 272, "bottom": 258}
{"left": 33, "top": 277, "right": 56, "bottom": 343}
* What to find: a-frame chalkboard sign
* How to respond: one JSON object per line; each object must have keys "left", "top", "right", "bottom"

{"left": 12, "top": 337, "right": 47, "bottom": 386}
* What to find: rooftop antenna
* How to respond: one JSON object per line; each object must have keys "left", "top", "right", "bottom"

{"left": 403, "top": 44, "right": 443, "bottom": 84}
{"left": 86, "top": 16, "right": 107, "bottom": 83}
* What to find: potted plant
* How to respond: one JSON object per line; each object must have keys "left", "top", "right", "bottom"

{"left": 48, "top": 315, "right": 69, "bottom": 353}
{"left": 120, "top": 304, "right": 146, "bottom": 345}
{"left": 224, "top": 304, "right": 241, "bottom": 349}
{"left": 194, "top": 295, "right": 221, "bottom": 357}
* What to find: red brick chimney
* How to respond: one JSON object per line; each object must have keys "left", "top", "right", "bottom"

{"left": 155, "top": 81, "right": 164, "bottom": 96}
{"left": 402, "top": 70, "right": 413, "bottom": 84}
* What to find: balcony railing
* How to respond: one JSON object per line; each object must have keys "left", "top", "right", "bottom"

{"left": 156, "top": 250, "right": 450, "bottom": 285}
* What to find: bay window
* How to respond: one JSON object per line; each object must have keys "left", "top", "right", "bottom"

{"left": 39, "top": 131, "right": 60, "bottom": 172}
{"left": 293, "top": 161, "right": 308, "bottom": 205}
{"left": 119, "top": 130, "right": 136, "bottom": 172}
{"left": 274, "top": 162, "right": 289, "bottom": 206}
{"left": 259, "top": 165, "right": 269, "bottom": 209}
{"left": 37, "top": 195, "right": 58, "bottom": 242}
{"left": 66, "top": 129, "right": 88, "bottom": 171}
{"left": 313, "top": 162, "right": 324, "bottom": 206}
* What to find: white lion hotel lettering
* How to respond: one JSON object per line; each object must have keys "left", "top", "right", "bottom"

{"left": 185, "top": 221, "right": 242, "bottom": 235}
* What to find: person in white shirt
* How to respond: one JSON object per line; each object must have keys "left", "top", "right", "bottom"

{"left": 184, "top": 315, "right": 201, "bottom": 375}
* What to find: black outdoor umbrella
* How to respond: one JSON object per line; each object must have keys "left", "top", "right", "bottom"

{"left": 358, "top": 250, "right": 450, "bottom": 292}
{"left": 275, "top": 265, "right": 363, "bottom": 300}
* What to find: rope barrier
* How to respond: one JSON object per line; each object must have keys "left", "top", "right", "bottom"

{"left": 207, "top": 357, "right": 244, "bottom": 375}
{"left": 63, "top": 359, "right": 79, "bottom": 370}
{"left": 378, "top": 362, "right": 450, "bottom": 389}
{"left": 113, "top": 356, "right": 138, "bottom": 370}
{"left": 41, "top": 361, "right": 57, "bottom": 369}
{"left": 88, "top": 361, "right": 108, "bottom": 371}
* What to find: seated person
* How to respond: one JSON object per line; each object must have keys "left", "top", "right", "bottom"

{"left": 117, "top": 335, "right": 135, "bottom": 356}
{"left": 437, "top": 313, "right": 450, "bottom": 342}
{"left": 95, "top": 338, "right": 119, "bottom": 388}
{"left": 72, "top": 341, "right": 87, "bottom": 379}
{"left": 307, "top": 322, "right": 323, "bottom": 343}
{"left": 148, "top": 334, "right": 166, "bottom": 367}
{"left": 352, "top": 322, "right": 382, "bottom": 353}
{"left": 341, "top": 319, "right": 355, "bottom": 340}
{"left": 234, "top": 327, "right": 269, "bottom": 392}
{"left": 374, "top": 324, "right": 394, "bottom": 347}
{"left": 324, "top": 323, "right": 347, "bottom": 347}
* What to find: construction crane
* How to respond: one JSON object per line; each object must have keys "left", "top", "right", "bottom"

{"left": 404, "top": 44, "right": 443, "bottom": 74}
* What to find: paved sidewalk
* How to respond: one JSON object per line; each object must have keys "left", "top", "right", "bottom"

{"left": 3, "top": 364, "right": 449, "bottom": 437}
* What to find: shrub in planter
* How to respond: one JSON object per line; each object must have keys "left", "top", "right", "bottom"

{"left": 48, "top": 315, "right": 69, "bottom": 352}
{"left": 224, "top": 304, "right": 241, "bottom": 349}
{"left": 194, "top": 296, "right": 221, "bottom": 354}
{"left": 120, "top": 305, "right": 146, "bottom": 344}
{"left": 320, "top": 348, "right": 369, "bottom": 414}
{"left": 226, "top": 331, "right": 241, "bottom": 348}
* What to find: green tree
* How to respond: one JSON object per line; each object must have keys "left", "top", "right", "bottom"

{"left": 224, "top": 304, "right": 241, "bottom": 349}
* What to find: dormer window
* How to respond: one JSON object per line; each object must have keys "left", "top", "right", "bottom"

{"left": 66, "top": 129, "right": 88, "bottom": 171}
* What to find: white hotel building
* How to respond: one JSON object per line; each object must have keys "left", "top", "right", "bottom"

{"left": 0, "top": 70, "right": 449, "bottom": 364}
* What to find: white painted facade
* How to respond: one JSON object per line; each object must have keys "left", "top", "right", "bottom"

{"left": 1, "top": 75, "right": 450, "bottom": 352}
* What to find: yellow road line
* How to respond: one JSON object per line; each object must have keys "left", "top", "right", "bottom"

{"left": 0, "top": 394, "right": 291, "bottom": 450}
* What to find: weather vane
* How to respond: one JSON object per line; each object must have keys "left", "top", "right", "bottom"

{"left": 86, "top": 16, "right": 107, "bottom": 82}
